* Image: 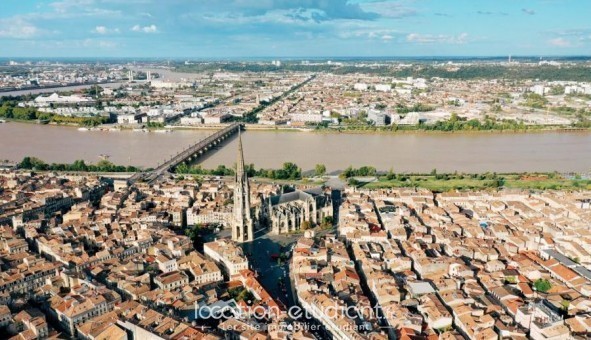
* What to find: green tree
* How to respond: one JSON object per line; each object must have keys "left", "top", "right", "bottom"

{"left": 357, "top": 166, "right": 376, "bottom": 176}
{"left": 19, "top": 156, "right": 34, "bottom": 169}
{"left": 18, "top": 156, "right": 48, "bottom": 170}
{"left": 70, "top": 160, "right": 88, "bottom": 172}
{"left": 386, "top": 168, "right": 396, "bottom": 180}
{"left": 301, "top": 221, "right": 312, "bottom": 230}
{"left": 523, "top": 93, "right": 548, "bottom": 109}
{"left": 228, "top": 287, "right": 256, "bottom": 303}
{"left": 495, "top": 177, "right": 506, "bottom": 188}
{"left": 315, "top": 164, "right": 327, "bottom": 177}
{"left": 534, "top": 279, "right": 552, "bottom": 293}
{"left": 348, "top": 178, "right": 360, "bottom": 186}
{"left": 212, "top": 165, "right": 234, "bottom": 176}
{"left": 176, "top": 163, "right": 190, "bottom": 174}
{"left": 87, "top": 86, "right": 104, "bottom": 96}
{"left": 185, "top": 224, "right": 207, "bottom": 242}
{"left": 321, "top": 216, "right": 334, "bottom": 228}
{"left": 95, "top": 159, "right": 115, "bottom": 172}
{"left": 341, "top": 166, "right": 354, "bottom": 179}
{"left": 245, "top": 163, "right": 257, "bottom": 178}
{"left": 270, "top": 162, "right": 301, "bottom": 180}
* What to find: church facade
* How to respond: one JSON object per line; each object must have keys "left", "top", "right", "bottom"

{"left": 266, "top": 187, "right": 333, "bottom": 235}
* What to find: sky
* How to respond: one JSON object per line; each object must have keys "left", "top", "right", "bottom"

{"left": 0, "top": 0, "right": 590, "bottom": 58}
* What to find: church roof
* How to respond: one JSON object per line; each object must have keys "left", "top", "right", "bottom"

{"left": 270, "top": 188, "right": 325, "bottom": 206}
{"left": 304, "top": 187, "right": 325, "bottom": 196}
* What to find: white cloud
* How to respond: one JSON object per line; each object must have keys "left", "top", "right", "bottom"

{"left": 144, "top": 25, "right": 158, "bottom": 33}
{"left": 131, "top": 24, "right": 158, "bottom": 33}
{"left": 92, "top": 26, "right": 120, "bottom": 34}
{"left": 407, "top": 32, "right": 468, "bottom": 44}
{"left": 50, "top": 0, "right": 95, "bottom": 13}
{"left": 547, "top": 29, "right": 591, "bottom": 43}
{"left": 339, "top": 28, "right": 400, "bottom": 41}
{"left": 94, "top": 26, "right": 107, "bottom": 34}
{"left": 548, "top": 38, "right": 571, "bottom": 47}
{"left": 16, "top": 38, "right": 119, "bottom": 51}
{"left": 359, "top": 1, "right": 417, "bottom": 19}
{"left": 0, "top": 18, "right": 41, "bottom": 38}
{"left": 202, "top": 8, "right": 329, "bottom": 26}
{"left": 47, "top": 0, "right": 121, "bottom": 19}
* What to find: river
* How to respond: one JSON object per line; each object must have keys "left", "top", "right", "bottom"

{"left": 1, "top": 122, "right": 591, "bottom": 173}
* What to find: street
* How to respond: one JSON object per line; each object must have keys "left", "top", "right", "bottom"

{"left": 241, "top": 231, "right": 302, "bottom": 308}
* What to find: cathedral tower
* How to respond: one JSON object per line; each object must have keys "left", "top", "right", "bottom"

{"left": 232, "top": 128, "right": 254, "bottom": 243}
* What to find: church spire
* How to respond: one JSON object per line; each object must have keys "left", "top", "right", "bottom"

{"left": 236, "top": 128, "right": 245, "bottom": 179}
{"left": 232, "top": 125, "right": 253, "bottom": 243}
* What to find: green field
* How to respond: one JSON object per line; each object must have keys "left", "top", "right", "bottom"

{"left": 358, "top": 174, "right": 591, "bottom": 192}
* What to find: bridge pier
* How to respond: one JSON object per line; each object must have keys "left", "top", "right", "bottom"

{"left": 129, "top": 123, "right": 241, "bottom": 183}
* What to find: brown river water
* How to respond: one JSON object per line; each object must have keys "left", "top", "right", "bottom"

{"left": 1, "top": 122, "right": 591, "bottom": 173}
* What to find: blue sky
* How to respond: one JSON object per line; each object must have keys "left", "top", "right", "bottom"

{"left": 0, "top": 0, "right": 590, "bottom": 58}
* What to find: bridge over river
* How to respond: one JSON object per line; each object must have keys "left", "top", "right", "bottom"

{"left": 128, "top": 122, "right": 241, "bottom": 184}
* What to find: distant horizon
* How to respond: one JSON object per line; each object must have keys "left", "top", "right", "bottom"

{"left": 2, "top": 55, "right": 591, "bottom": 62}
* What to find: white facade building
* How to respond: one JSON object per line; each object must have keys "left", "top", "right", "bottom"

{"left": 204, "top": 240, "right": 249, "bottom": 276}
{"left": 289, "top": 113, "right": 323, "bottom": 123}
{"left": 375, "top": 84, "right": 392, "bottom": 92}
{"left": 354, "top": 83, "right": 368, "bottom": 91}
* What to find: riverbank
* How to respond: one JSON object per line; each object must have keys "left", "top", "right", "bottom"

{"left": 174, "top": 162, "right": 591, "bottom": 191}
{"left": 144, "top": 170, "right": 591, "bottom": 191}
{"left": 242, "top": 124, "right": 591, "bottom": 135}
{"left": 0, "top": 82, "right": 124, "bottom": 97}
{"left": 21, "top": 166, "right": 584, "bottom": 192}
{"left": 2, "top": 109, "right": 590, "bottom": 134}
{"left": 1, "top": 118, "right": 83, "bottom": 127}
{"left": 353, "top": 173, "right": 591, "bottom": 191}
{"left": 6, "top": 153, "right": 591, "bottom": 191}
{"left": 16, "top": 156, "right": 142, "bottom": 173}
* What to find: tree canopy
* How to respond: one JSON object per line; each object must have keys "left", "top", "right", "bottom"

{"left": 534, "top": 279, "right": 552, "bottom": 293}
{"left": 18, "top": 157, "right": 138, "bottom": 172}
{"left": 315, "top": 164, "right": 327, "bottom": 177}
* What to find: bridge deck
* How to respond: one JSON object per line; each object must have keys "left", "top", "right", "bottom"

{"left": 129, "top": 123, "right": 241, "bottom": 184}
